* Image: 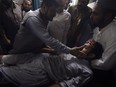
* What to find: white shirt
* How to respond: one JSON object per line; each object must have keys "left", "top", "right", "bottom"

{"left": 48, "top": 10, "right": 71, "bottom": 44}
{"left": 91, "top": 20, "right": 116, "bottom": 70}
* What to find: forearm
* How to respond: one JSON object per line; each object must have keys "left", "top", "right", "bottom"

{"left": 34, "top": 47, "right": 57, "bottom": 55}
{"left": 26, "top": 17, "right": 71, "bottom": 54}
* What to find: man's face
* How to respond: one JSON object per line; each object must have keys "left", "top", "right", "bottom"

{"left": 90, "top": 5, "right": 105, "bottom": 28}
{"left": 23, "top": 0, "right": 32, "bottom": 12}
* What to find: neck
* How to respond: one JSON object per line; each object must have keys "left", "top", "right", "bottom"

{"left": 99, "top": 19, "right": 113, "bottom": 30}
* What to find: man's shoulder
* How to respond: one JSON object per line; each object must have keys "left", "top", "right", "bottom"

{"left": 25, "top": 9, "right": 39, "bottom": 18}
{"left": 22, "top": 9, "right": 40, "bottom": 23}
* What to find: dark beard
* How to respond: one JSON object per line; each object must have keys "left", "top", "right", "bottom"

{"left": 23, "top": 8, "right": 30, "bottom": 12}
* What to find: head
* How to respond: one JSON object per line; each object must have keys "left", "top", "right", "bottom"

{"left": 40, "top": 0, "right": 59, "bottom": 21}
{"left": 90, "top": 0, "right": 116, "bottom": 29}
{"left": 91, "top": 42, "right": 103, "bottom": 59}
{"left": 77, "top": 0, "right": 89, "bottom": 7}
{"left": 81, "top": 40, "right": 103, "bottom": 59}
{"left": 56, "top": 0, "right": 67, "bottom": 13}
{"left": 22, "top": 0, "right": 32, "bottom": 12}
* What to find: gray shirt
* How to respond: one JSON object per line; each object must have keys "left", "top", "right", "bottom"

{"left": 10, "top": 9, "right": 70, "bottom": 54}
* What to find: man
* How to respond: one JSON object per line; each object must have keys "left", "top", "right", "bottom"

{"left": 21, "top": 0, "right": 32, "bottom": 18}
{"left": 91, "top": 0, "right": 116, "bottom": 72}
{"left": 0, "top": 0, "right": 92, "bottom": 87}
{"left": 67, "top": 0, "right": 92, "bottom": 47}
{"left": 48, "top": 0, "right": 71, "bottom": 44}
{"left": 83, "top": 0, "right": 116, "bottom": 87}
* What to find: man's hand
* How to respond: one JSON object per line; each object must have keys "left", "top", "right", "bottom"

{"left": 33, "top": 47, "right": 57, "bottom": 55}
{"left": 70, "top": 45, "right": 86, "bottom": 58}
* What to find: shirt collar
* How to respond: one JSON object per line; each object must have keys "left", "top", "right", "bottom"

{"left": 39, "top": 10, "right": 49, "bottom": 26}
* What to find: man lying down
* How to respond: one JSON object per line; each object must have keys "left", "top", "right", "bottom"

{"left": 0, "top": 39, "right": 104, "bottom": 87}
{"left": 0, "top": 53, "right": 92, "bottom": 87}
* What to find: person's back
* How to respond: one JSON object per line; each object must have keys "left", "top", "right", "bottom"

{"left": 0, "top": 0, "right": 22, "bottom": 53}
{"left": 48, "top": 0, "right": 71, "bottom": 44}
{"left": 21, "top": 0, "right": 32, "bottom": 18}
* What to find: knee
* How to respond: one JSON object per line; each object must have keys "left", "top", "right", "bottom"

{"left": 1, "top": 55, "right": 17, "bottom": 65}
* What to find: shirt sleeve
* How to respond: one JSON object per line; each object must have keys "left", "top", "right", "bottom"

{"left": 25, "top": 16, "right": 70, "bottom": 54}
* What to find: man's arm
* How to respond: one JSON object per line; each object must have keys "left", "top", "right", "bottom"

{"left": 25, "top": 16, "right": 85, "bottom": 56}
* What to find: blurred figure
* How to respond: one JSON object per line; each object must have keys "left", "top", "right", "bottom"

{"left": 21, "top": 0, "right": 32, "bottom": 18}
{"left": 0, "top": 0, "right": 22, "bottom": 54}
{"left": 67, "top": 0, "right": 92, "bottom": 47}
{"left": 48, "top": 0, "right": 71, "bottom": 44}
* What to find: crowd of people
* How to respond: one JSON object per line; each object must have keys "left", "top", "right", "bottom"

{"left": 0, "top": 0, "right": 116, "bottom": 87}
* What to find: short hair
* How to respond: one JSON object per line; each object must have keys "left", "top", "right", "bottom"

{"left": 96, "top": 0, "right": 116, "bottom": 10}
{"left": 91, "top": 42, "right": 103, "bottom": 59}
{"left": 41, "top": 0, "right": 59, "bottom": 7}
{"left": 96, "top": 0, "right": 116, "bottom": 18}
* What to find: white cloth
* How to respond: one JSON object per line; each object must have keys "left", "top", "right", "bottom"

{"left": 0, "top": 53, "right": 92, "bottom": 87}
{"left": 91, "top": 20, "right": 116, "bottom": 70}
{"left": 48, "top": 10, "right": 71, "bottom": 44}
